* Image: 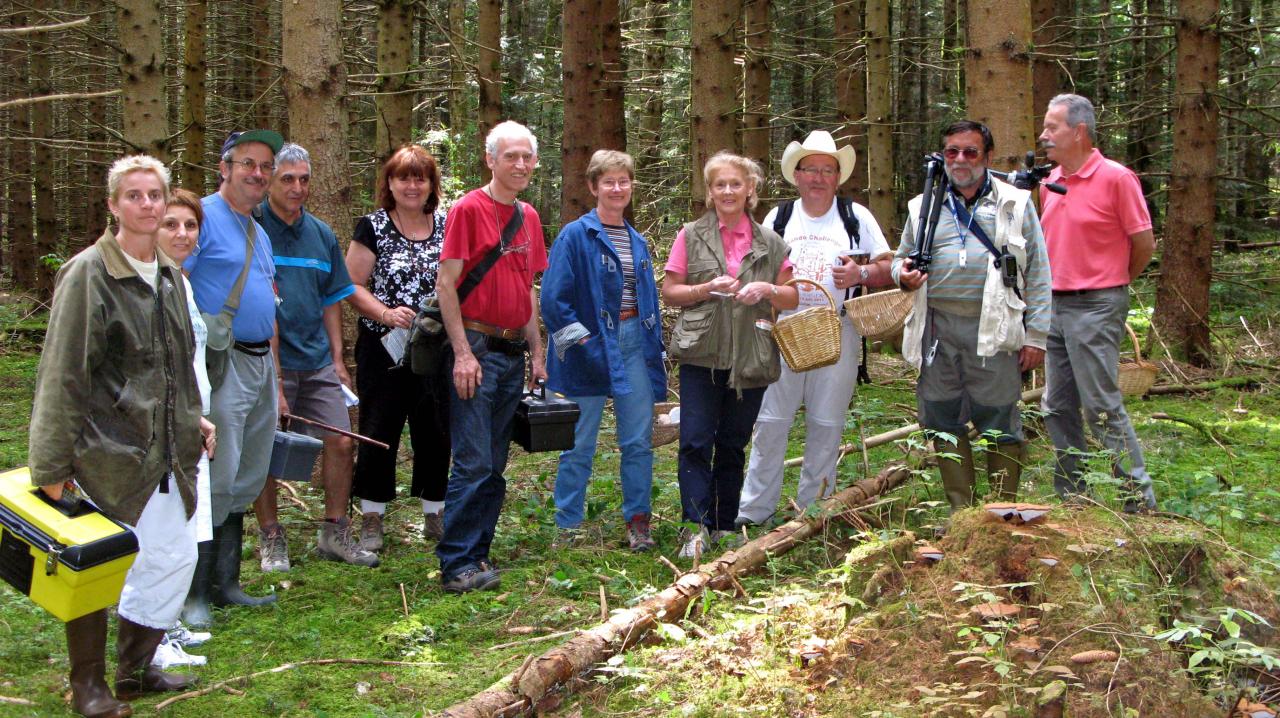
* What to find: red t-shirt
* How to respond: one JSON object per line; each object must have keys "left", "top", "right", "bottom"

{"left": 442, "top": 188, "right": 548, "bottom": 329}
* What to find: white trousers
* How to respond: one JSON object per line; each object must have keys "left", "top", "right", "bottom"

{"left": 738, "top": 320, "right": 860, "bottom": 524}
{"left": 117, "top": 483, "right": 198, "bottom": 630}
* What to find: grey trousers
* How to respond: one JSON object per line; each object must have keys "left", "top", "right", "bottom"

{"left": 1042, "top": 286, "right": 1155, "bottom": 506}
{"left": 208, "top": 347, "right": 278, "bottom": 526}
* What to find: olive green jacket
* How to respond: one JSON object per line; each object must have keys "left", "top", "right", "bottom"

{"left": 667, "top": 211, "right": 788, "bottom": 390}
{"left": 29, "top": 230, "right": 202, "bottom": 525}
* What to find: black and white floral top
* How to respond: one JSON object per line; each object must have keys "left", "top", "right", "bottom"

{"left": 352, "top": 207, "right": 447, "bottom": 336}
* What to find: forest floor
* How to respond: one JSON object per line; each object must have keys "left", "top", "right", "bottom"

{"left": 1, "top": 246, "right": 1279, "bottom": 717}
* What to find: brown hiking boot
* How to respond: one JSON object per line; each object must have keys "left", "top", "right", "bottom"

{"left": 317, "top": 517, "right": 380, "bottom": 567}
{"left": 359, "top": 512, "right": 384, "bottom": 552}
{"left": 423, "top": 511, "right": 444, "bottom": 541}
{"left": 626, "top": 514, "right": 655, "bottom": 552}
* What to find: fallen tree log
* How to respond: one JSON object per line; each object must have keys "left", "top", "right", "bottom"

{"left": 441, "top": 463, "right": 913, "bottom": 718}
{"left": 787, "top": 387, "right": 1046, "bottom": 469}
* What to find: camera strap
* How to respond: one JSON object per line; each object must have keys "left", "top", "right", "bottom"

{"left": 948, "top": 196, "right": 1022, "bottom": 300}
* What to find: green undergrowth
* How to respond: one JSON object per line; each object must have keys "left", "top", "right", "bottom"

{"left": 1, "top": 246, "right": 1278, "bottom": 716}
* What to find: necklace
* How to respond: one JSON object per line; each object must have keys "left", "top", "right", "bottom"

{"left": 394, "top": 207, "right": 431, "bottom": 242}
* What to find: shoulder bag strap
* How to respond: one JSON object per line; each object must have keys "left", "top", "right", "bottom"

{"left": 455, "top": 200, "right": 524, "bottom": 304}
{"left": 223, "top": 215, "right": 256, "bottom": 315}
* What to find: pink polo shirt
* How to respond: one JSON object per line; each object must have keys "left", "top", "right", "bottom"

{"left": 1040, "top": 148, "right": 1152, "bottom": 291}
{"left": 664, "top": 214, "right": 791, "bottom": 277}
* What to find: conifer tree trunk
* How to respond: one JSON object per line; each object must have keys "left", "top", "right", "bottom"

{"left": 1031, "top": 0, "right": 1068, "bottom": 123}
{"left": 636, "top": 0, "right": 670, "bottom": 178}
{"left": 180, "top": 0, "right": 207, "bottom": 189}
{"left": 375, "top": 0, "right": 415, "bottom": 159}
{"left": 477, "top": 0, "right": 502, "bottom": 181}
{"left": 116, "top": 0, "right": 169, "bottom": 159}
{"left": 30, "top": 2, "right": 55, "bottom": 297}
{"left": 598, "top": 0, "right": 627, "bottom": 153}
{"left": 1154, "top": 0, "right": 1220, "bottom": 366}
{"left": 447, "top": 0, "right": 466, "bottom": 131}
{"left": 561, "top": 0, "right": 600, "bottom": 223}
{"left": 865, "top": 0, "right": 895, "bottom": 239}
{"left": 6, "top": 11, "right": 33, "bottom": 288}
{"left": 281, "top": 0, "right": 351, "bottom": 244}
{"left": 742, "top": 0, "right": 771, "bottom": 186}
{"left": 690, "top": 0, "right": 743, "bottom": 214}
{"left": 834, "top": 0, "right": 868, "bottom": 202}
{"left": 965, "top": 0, "right": 1035, "bottom": 171}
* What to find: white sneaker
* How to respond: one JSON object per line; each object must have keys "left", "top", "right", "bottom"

{"left": 167, "top": 624, "right": 211, "bottom": 648}
{"left": 677, "top": 526, "right": 709, "bottom": 560}
{"left": 151, "top": 637, "right": 208, "bottom": 668}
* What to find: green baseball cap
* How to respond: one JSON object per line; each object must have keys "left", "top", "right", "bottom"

{"left": 222, "top": 129, "right": 284, "bottom": 156}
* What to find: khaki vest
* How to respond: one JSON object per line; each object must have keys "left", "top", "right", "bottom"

{"left": 667, "top": 211, "right": 788, "bottom": 390}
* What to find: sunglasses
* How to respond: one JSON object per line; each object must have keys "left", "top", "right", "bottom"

{"left": 942, "top": 147, "right": 982, "bottom": 160}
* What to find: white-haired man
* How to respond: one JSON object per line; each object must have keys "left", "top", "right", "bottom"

{"left": 434, "top": 121, "right": 548, "bottom": 593}
{"left": 735, "top": 130, "right": 894, "bottom": 529}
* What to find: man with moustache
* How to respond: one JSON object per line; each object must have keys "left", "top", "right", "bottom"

{"left": 894, "top": 120, "right": 1052, "bottom": 514}
{"left": 434, "top": 121, "right": 548, "bottom": 593}
{"left": 250, "top": 142, "right": 376, "bottom": 572}
{"left": 183, "top": 130, "right": 283, "bottom": 608}
{"left": 1038, "top": 94, "right": 1158, "bottom": 512}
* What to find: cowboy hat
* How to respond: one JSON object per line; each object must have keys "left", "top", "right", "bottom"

{"left": 779, "top": 130, "right": 856, "bottom": 186}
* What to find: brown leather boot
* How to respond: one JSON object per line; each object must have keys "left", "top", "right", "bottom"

{"left": 65, "top": 610, "right": 132, "bottom": 718}
{"left": 113, "top": 618, "right": 197, "bottom": 700}
{"left": 986, "top": 442, "right": 1024, "bottom": 502}
{"left": 935, "top": 435, "right": 976, "bottom": 511}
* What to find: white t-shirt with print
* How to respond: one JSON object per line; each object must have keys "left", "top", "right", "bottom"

{"left": 761, "top": 200, "right": 891, "bottom": 314}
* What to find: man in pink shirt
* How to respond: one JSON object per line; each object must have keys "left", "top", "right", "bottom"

{"left": 1039, "top": 93, "right": 1157, "bottom": 512}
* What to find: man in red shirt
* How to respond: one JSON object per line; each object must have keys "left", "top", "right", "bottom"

{"left": 435, "top": 121, "right": 548, "bottom": 592}
{"left": 1038, "top": 94, "right": 1157, "bottom": 512}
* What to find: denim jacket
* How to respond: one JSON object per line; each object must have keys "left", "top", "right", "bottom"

{"left": 29, "top": 230, "right": 202, "bottom": 525}
{"left": 541, "top": 209, "right": 666, "bottom": 401}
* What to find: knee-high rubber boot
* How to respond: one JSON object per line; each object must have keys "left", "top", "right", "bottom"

{"left": 113, "top": 618, "right": 197, "bottom": 700}
{"left": 211, "top": 512, "right": 276, "bottom": 607}
{"left": 65, "top": 610, "right": 132, "bottom": 718}
{"left": 179, "top": 540, "right": 214, "bottom": 627}
{"left": 986, "top": 442, "right": 1024, "bottom": 502}
{"left": 935, "top": 435, "right": 976, "bottom": 511}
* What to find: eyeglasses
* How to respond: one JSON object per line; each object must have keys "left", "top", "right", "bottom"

{"left": 233, "top": 158, "right": 275, "bottom": 174}
{"left": 795, "top": 166, "right": 839, "bottom": 178}
{"left": 943, "top": 147, "right": 982, "bottom": 160}
{"left": 599, "top": 179, "right": 632, "bottom": 190}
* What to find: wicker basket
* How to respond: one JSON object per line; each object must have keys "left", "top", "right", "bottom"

{"left": 1118, "top": 323, "right": 1159, "bottom": 396}
{"left": 772, "top": 278, "right": 842, "bottom": 372}
{"left": 651, "top": 400, "right": 680, "bottom": 448}
{"left": 843, "top": 288, "right": 914, "bottom": 338}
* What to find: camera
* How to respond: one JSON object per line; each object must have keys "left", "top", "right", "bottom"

{"left": 991, "top": 151, "right": 1067, "bottom": 195}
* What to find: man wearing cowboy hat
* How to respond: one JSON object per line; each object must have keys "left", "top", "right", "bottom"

{"left": 893, "top": 120, "right": 1052, "bottom": 515}
{"left": 734, "top": 130, "right": 894, "bottom": 529}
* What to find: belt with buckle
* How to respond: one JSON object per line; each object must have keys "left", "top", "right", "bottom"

{"left": 619, "top": 308, "right": 638, "bottom": 321}
{"left": 233, "top": 339, "right": 271, "bottom": 356}
{"left": 462, "top": 319, "right": 523, "bottom": 341}
{"left": 1052, "top": 285, "right": 1125, "bottom": 297}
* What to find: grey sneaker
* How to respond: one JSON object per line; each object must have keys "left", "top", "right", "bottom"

{"left": 259, "top": 526, "right": 291, "bottom": 573}
{"left": 317, "top": 517, "right": 380, "bottom": 567}
{"left": 359, "top": 512, "right": 384, "bottom": 552}
{"left": 442, "top": 565, "right": 500, "bottom": 594}
{"left": 423, "top": 511, "right": 444, "bottom": 541}
{"left": 677, "top": 526, "right": 709, "bottom": 560}
{"left": 626, "top": 514, "right": 656, "bottom": 552}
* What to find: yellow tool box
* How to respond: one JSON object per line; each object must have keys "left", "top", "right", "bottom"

{"left": 0, "top": 467, "right": 138, "bottom": 622}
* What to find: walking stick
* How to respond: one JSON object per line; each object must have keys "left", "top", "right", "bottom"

{"left": 281, "top": 413, "right": 391, "bottom": 451}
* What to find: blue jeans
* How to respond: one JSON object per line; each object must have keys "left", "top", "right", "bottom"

{"left": 553, "top": 318, "right": 655, "bottom": 528}
{"left": 436, "top": 330, "right": 526, "bottom": 580}
{"left": 677, "top": 364, "right": 766, "bottom": 531}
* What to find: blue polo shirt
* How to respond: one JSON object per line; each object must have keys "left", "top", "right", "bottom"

{"left": 185, "top": 193, "right": 277, "bottom": 344}
{"left": 255, "top": 199, "right": 355, "bottom": 371}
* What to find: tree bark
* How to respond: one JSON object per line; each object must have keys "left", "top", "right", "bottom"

{"left": 561, "top": 0, "right": 601, "bottom": 224}
{"left": 447, "top": 0, "right": 467, "bottom": 131}
{"left": 598, "top": 0, "right": 627, "bottom": 152}
{"left": 742, "top": 0, "right": 771, "bottom": 187}
{"left": 690, "top": 0, "right": 743, "bottom": 215}
{"left": 251, "top": 0, "right": 273, "bottom": 130}
{"left": 281, "top": 0, "right": 351, "bottom": 248}
{"left": 375, "top": 0, "right": 415, "bottom": 160}
{"left": 116, "top": 0, "right": 169, "bottom": 160}
{"left": 476, "top": 0, "right": 502, "bottom": 181}
{"left": 1153, "top": 0, "right": 1220, "bottom": 366}
{"left": 180, "top": 0, "right": 207, "bottom": 190}
{"left": 636, "top": 0, "right": 670, "bottom": 178}
{"left": 1031, "top": 0, "right": 1068, "bottom": 120}
{"left": 31, "top": 0, "right": 55, "bottom": 298}
{"left": 865, "top": 0, "right": 895, "bottom": 240}
{"left": 834, "top": 0, "right": 868, "bottom": 202}
{"left": 7, "top": 10, "right": 34, "bottom": 289}
{"left": 965, "top": 0, "right": 1035, "bottom": 172}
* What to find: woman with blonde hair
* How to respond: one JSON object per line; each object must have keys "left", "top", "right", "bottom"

{"left": 661, "top": 151, "right": 798, "bottom": 559}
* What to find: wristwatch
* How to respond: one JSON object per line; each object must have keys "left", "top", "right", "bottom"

{"left": 858, "top": 267, "right": 870, "bottom": 284}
